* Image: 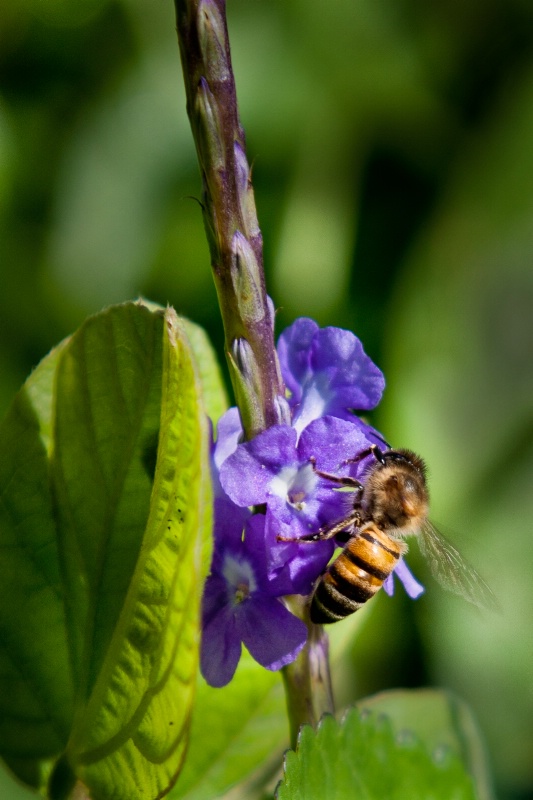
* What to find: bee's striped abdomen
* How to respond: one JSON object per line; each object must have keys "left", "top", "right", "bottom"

{"left": 310, "top": 524, "right": 402, "bottom": 624}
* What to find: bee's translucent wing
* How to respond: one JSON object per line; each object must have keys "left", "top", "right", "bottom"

{"left": 418, "top": 522, "right": 498, "bottom": 610}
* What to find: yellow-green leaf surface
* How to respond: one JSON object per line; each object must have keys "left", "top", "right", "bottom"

{"left": 180, "top": 319, "right": 228, "bottom": 426}
{"left": 0, "top": 302, "right": 213, "bottom": 800}
{"left": 138, "top": 302, "right": 228, "bottom": 426}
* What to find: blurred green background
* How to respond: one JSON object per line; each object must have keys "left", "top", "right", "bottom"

{"left": 1, "top": 0, "right": 533, "bottom": 798}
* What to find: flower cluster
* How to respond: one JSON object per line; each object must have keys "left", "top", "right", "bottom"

{"left": 201, "top": 318, "right": 424, "bottom": 687}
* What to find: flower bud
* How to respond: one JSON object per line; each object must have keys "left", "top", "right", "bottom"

{"left": 234, "top": 141, "right": 260, "bottom": 240}
{"left": 231, "top": 337, "right": 261, "bottom": 395}
{"left": 230, "top": 231, "right": 264, "bottom": 324}
{"left": 198, "top": 0, "right": 230, "bottom": 83}
{"left": 194, "top": 76, "right": 225, "bottom": 173}
{"left": 229, "top": 337, "right": 264, "bottom": 437}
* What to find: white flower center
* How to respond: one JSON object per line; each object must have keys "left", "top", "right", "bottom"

{"left": 269, "top": 462, "right": 317, "bottom": 511}
{"left": 222, "top": 554, "right": 257, "bottom": 604}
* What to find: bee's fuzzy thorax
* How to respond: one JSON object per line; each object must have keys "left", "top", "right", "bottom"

{"left": 361, "top": 451, "right": 429, "bottom": 536}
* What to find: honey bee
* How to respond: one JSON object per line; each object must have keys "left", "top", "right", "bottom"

{"left": 279, "top": 445, "right": 495, "bottom": 624}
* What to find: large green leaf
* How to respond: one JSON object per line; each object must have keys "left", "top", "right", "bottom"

{"left": 180, "top": 318, "right": 228, "bottom": 426}
{"left": 277, "top": 699, "right": 478, "bottom": 800}
{"left": 0, "top": 340, "right": 73, "bottom": 762}
{"left": 0, "top": 302, "right": 214, "bottom": 800}
{"left": 138, "top": 302, "right": 228, "bottom": 426}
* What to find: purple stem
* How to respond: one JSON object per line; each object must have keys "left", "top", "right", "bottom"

{"left": 174, "top": 0, "right": 334, "bottom": 744}
{"left": 174, "top": 0, "right": 288, "bottom": 439}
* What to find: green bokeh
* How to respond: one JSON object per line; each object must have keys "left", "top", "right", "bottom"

{"left": 1, "top": 0, "right": 533, "bottom": 797}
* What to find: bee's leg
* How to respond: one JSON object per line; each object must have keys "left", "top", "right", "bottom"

{"left": 309, "top": 456, "right": 364, "bottom": 490}
{"left": 277, "top": 511, "right": 361, "bottom": 543}
{"left": 342, "top": 444, "right": 386, "bottom": 467}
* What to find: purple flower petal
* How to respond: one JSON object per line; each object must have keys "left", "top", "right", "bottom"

{"left": 277, "top": 318, "right": 385, "bottom": 433}
{"left": 220, "top": 425, "right": 298, "bottom": 506}
{"left": 202, "top": 573, "right": 231, "bottom": 627}
{"left": 265, "top": 531, "right": 333, "bottom": 595}
{"left": 200, "top": 519, "right": 309, "bottom": 686}
{"left": 277, "top": 317, "right": 319, "bottom": 404}
{"left": 383, "top": 559, "right": 425, "bottom": 599}
{"left": 297, "top": 415, "right": 375, "bottom": 476}
{"left": 395, "top": 559, "right": 425, "bottom": 598}
{"left": 213, "top": 407, "right": 243, "bottom": 470}
{"left": 213, "top": 496, "right": 250, "bottom": 549}
{"left": 260, "top": 417, "right": 377, "bottom": 582}
{"left": 236, "top": 595, "right": 307, "bottom": 670}
{"left": 240, "top": 513, "right": 326, "bottom": 596}
{"left": 201, "top": 602, "right": 242, "bottom": 688}
{"left": 312, "top": 327, "right": 384, "bottom": 410}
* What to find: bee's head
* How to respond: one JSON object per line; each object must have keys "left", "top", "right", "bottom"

{"left": 363, "top": 449, "right": 429, "bottom": 535}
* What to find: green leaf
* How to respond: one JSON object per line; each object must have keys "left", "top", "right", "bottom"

{"left": 138, "top": 301, "right": 228, "bottom": 426}
{"left": 171, "top": 649, "right": 287, "bottom": 800}
{"left": 181, "top": 318, "right": 228, "bottom": 426}
{"left": 0, "top": 341, "right": 74, "bottom": 762}
{"left": 277, "top": 701, "right": 477, "bottom": 800}
{"left": 358, "top": 690, "right": 495, "bottom": 800}
{"left": 0, "top": 302, "right": 213, "bottom": 800}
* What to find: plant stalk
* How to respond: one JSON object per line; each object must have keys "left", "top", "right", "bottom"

{"left": 281, "top": 596, "right": 335, "bottom": 748}
{"left": 174, "top": 0, "right": 288, "bottom": 439}
{"left": 174, "top": 0, "right": 335, "bottom": 742}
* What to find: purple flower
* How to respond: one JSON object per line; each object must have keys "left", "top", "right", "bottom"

{"left": 200, "top": 318, "right": 424, "bottom": 688}
{"left": 277, "top": 318, "right": 385, "bottom": 434}
{"left": 201, "top": 513, "right": 307, "bottom": 687}
{"left": 220, "top": 415, "right": 379, "bottom": 593}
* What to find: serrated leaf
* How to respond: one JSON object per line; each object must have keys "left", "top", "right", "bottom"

{"left": 358, "top": 689, "right": 495, "bottom": 800}
{"left": 0, "top": 302, "right": 213, "bottom": 800}
{"left": 171, "top": 649, "right": 287, "bottom": 800}
{"left": 277, "top": 704, "right": 477, "bottom": 800}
